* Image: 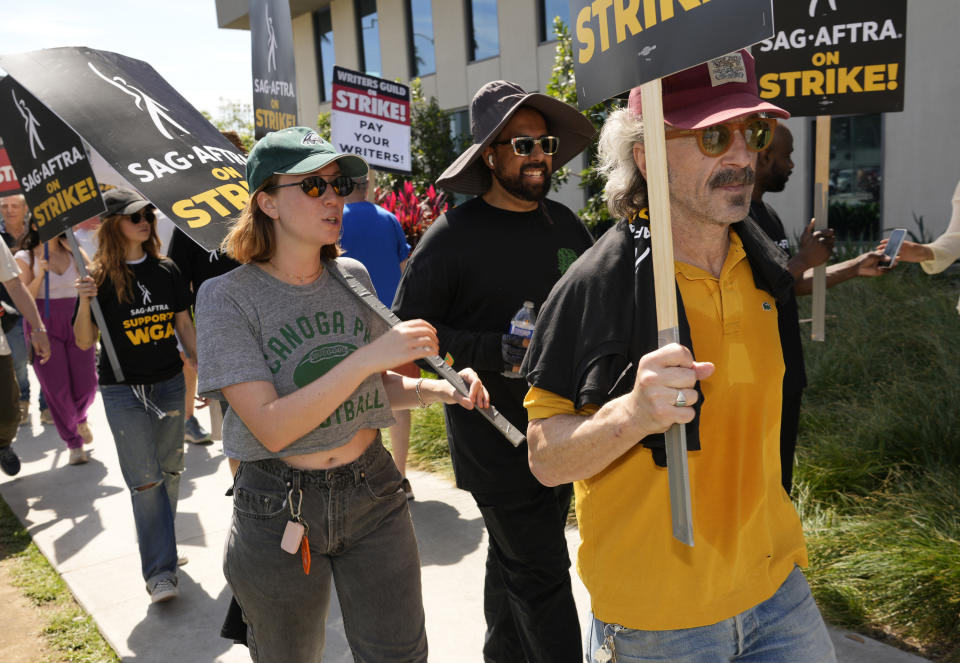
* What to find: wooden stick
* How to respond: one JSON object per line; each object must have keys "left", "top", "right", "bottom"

{"left": 64, "top": 228, "right": 125, "bottom": 383}
{"left": 640, "top": 79, "right": 694, "bottom": 548}
{"left": 811, "top": 115, "right": 831, "bottom": 341}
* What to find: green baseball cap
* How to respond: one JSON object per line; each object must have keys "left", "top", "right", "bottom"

{"left": 245, "top": 126, "right": 369, "bottom": 191}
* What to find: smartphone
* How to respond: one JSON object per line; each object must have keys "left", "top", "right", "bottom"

{"left": 882, "top": 228, "right": 907, "bottom": 268}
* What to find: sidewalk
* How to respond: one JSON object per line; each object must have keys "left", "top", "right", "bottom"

{"left": 0, "top": 383, "right": 931, "bottom": 662}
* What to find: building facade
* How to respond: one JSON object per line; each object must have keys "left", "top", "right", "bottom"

{"left": 215, "top": 0, "right": 960, "bottom": 241}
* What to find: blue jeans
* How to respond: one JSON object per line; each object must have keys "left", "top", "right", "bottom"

{"left": 100, "top": 374, "right": 185, "bottom": 589}
{"left": 225, "top": 436, "right": 427, "bottom": 663}
{"left": 7, "top": 323, "right": 46, "bottom": 409}
{"left": 585, "top": 567, "right": 836, "bottom": 662}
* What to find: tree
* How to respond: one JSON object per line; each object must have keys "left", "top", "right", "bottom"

{"left": 202, "top": 98, "right": 255, "bottom": 152}
{"left": 546, "top": 17, "right": 620, "bottom": 236}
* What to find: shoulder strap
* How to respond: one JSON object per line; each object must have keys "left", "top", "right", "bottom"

{"left": 323, "top": 259, "right": 526, "bottom": 447}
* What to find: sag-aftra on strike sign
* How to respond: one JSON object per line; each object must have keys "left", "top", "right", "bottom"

{"left": 570, "top": 0, "right": 774, "bottom": 109}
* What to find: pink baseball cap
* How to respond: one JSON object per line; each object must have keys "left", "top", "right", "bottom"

{"left": 627, "top": 50, "right": 789, "bottom": 129}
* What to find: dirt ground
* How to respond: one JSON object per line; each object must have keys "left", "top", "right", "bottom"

{"left": 0, "top": 557, "right": 52, "bottom": 663}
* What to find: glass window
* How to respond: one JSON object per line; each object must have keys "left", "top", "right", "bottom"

{"left": 357, "top": 0, "right": 382, "bottom": 77}
{"left": 312, "top": 9, "right": 335, "bottom": 102}
{"left": 818, "top": 114, "right": 883, "bottom": 239}
{"left": 466, "top": 0, "right": 499, "bottom": 62}
{"left": 539, "top": 0, "right": 568, "bottom": 42}
{"left": 407, "top": 0, "right": 436, "bottom": 76}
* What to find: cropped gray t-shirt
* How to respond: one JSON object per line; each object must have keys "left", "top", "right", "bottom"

{"left": 196, "top": 258, "right": 396, "bottom": 461}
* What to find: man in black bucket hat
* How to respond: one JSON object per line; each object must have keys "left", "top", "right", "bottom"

{"left": 394, "top": 81, "right": 595, "bottom": 662}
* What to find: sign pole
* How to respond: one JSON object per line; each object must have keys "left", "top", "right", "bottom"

{"left": 63, "top": 228, "right": 125, "bottom": 383}
{"left": 811, "top": 115, "right": 831, "bottom": 342}
{"left": 640, "top": 79, "right": 695, "bottom": 547}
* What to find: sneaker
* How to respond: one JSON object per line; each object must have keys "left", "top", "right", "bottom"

{"left": 149, "top": 578, "right": 179, "bottom": 603}
{"left": 40, "top": 409, "right": 53, "bottom": 425}
{"left": 0, "top": 447, "right": 20, "bottom": 476}
{"left": 177, "top": 554, "right": 189, "bottom": 567}
{"left": 17, "top": 401, "right": 29, "bottom": 426}
{"left": 184, "top": 416, "right": 212, "bottom": 444}
{"left": 401, "top": 477, "right": 414, "bottom": 501}
{"left": 68, "top": 447, "right": 89, "bottom": 465}
{"left": 77, "top": 421, "right": 94, "bottom": 445}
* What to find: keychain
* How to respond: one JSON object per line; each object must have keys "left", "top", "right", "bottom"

{"left": 280, "top": 483, "right": 311, "bottom": 575}
{"left": 593, "top": 632, "right": 617, "bottom": 662}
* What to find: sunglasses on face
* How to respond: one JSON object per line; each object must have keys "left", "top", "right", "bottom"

{"left": 490, "top": 135, "right": 560, "bottom": 157}
{"left": 128, "top": 208, "right": 156, "bottom": 224}
{"left": 266, "top": 174, "right": 355, "bottom": 198}
{"left": 665, "top": 117, "right": 778, "bottom": 157}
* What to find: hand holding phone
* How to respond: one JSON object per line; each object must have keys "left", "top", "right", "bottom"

{"left": 880, "top": 228, "right": 907, "bottom": 268}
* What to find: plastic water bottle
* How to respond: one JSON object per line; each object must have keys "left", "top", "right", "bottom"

{"left": 503, "top": 300, "right": 536, "bottom": 378}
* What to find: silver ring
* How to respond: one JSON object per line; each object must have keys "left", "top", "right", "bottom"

{"left": 673, "top": 390, "right": 687, "bottom": 408}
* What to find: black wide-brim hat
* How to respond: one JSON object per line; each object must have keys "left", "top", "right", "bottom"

{"left": 437, "top": 80, "right": 596, "bottom": 195}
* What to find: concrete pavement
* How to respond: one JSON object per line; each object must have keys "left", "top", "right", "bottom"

{"left": 0, "top": 380, "right": 931, "bottom": 662}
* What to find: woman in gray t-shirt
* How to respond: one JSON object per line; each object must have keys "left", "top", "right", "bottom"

{"left": 196, "top": 127, "right": 486, "bottom": 662}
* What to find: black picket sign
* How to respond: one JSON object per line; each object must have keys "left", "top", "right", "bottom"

{"left": 0, "top": 47, "right": 248, "bottom": 251}
{"left": 753, "top": 0, "right": 907, "bottom": 117}
{"left": 250, "top": 0, "right": 298, "bottom": 139}
{"left": 568, "top": 0, "right": 774, "bottom": 109}
{"left": 0, "top": 77, "right": 104, "bottom": 243}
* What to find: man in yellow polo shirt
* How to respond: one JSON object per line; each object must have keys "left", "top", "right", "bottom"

{"left": 522, "top": 50, "right": 836, "bottom": 662}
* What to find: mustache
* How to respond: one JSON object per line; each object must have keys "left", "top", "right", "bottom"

{"left": 709, "top": 167, "right": 756, "bottom": 188}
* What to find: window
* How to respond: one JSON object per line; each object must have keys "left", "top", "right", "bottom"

{"left": 816, "top": 114, "right": 883, "bottom": 239}
{"left": 356, "top": 0, "right": 382, "bottom": 77}
{"left": 466, "top": 0, "right": 498, "bottom": 62}
{"left": 406, "top": 0, "right": 436, "bottom": 76}
{"left": 538, "top": 0, "right": 568, "bottom": 42}
{"left": 312, "top": 8, "right": 335, "bottom": 102}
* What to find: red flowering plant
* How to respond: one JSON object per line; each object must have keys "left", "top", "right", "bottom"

{"left": 375, "top": 181, "right": 447, "bottom": 249}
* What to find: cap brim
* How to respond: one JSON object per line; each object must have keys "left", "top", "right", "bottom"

{"left": 437, "top": 93, "right": 597, "bottom": 195}
{"left": 666, "top": 93, "right": 790, "bottom": 129}
{"left": 279, "top": 153, "right": 369, "bottom": 179}
{"left": 102, "top": 199, "right": 150, "bottom": 218}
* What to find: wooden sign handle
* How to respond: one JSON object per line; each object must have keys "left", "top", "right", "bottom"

{"left": 640, "top": 79, "right": 694, "bottom": 548}
{"left": 811, "top": 115, "right": 831, "bottom": 342}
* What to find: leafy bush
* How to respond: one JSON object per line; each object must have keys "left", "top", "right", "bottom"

{"left": 375, "top": 181, "right": 448, "bottom": 249}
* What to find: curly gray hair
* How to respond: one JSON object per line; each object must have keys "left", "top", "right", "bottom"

{"left": 596, "top": 108, "right": 648, "bottom": 219}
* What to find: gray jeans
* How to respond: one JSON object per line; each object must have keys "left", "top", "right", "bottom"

{"left": 225, "top": 436, "right": 427, "bottom": 663}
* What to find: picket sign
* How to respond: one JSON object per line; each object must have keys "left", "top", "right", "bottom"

{"left": 63, "top": 228, "right": 125, "bottom": 383}
{"left": 639, "top": 80, "right": 695, "bottom": 547}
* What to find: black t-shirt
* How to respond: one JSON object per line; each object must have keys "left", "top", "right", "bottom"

{"left": 749, "top": 200, "right": 806, "bottom": 395}
{"left": 393, "top": 196, "right": 594, "bottom": 494}
{"left": 89, "top": 255, "right": 191, "bottom": 385}
{"left": 167, "top": 228, "right": 240, "bottom": 306}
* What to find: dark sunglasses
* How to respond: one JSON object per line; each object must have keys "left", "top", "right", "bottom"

{"left": 490, "top": 135, "right": 560, "bottom": 157}
{"left": 266, "top": 175, "right": 355, "bottom": 198}
{"left": 128, "top": 208, "right": 156, "bottom": 224}
{"left": 666, "top": 117, "right": 778, "bottom": 157}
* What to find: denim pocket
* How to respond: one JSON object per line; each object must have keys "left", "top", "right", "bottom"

{"left": 362, "top": 452, "right": 404, "bottom": 503}
{"left": 233, "top": 464, "right": 288, "bottom": 520}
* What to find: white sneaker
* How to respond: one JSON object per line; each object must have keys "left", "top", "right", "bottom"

{"left": 68, "top": 448, "right": 89, "bottom": 465}
{"left": 17, "top": 401, "right": 29, "bottom": 426}
{"left": 150, "top": 578, "right": 179, "bottom": 603}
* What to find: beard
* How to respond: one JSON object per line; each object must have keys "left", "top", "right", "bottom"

{"left": 492, "top": 161, "right": 551, "bottom": 202}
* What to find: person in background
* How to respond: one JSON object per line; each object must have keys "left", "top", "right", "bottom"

{"left": 196, "top": 126, "right": 488, "bottom": 661}
{"left": 73, "top": 214, "right": 102, "bottom": 260}
{"left": 524, "top": 51, "right": 836, "bottom": 661}
{"left": 879, "top": 180, "right": 960, "bottom": 275}
{"left": 751, "top": 124, "right": 887, "bottom": 493}
{"left": 15, "top": 227, "right": 97, "bottom": 465}
{"left": 339, "top": 176, "right": 416, "bottom": 497}
{"left": 1, "top": 192, "right": 49, "bottom": 425}
{"left": 393, "top": 80, "right": 595, "bottom": 663}
{"left": 167, "top": 227, "right": 240, "bottom": 444}
{"left": 0, "top": 239, "right": 50, "bottom": 475}
{"left": 74, "top": 188, "right": 196, "bottom": 604}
